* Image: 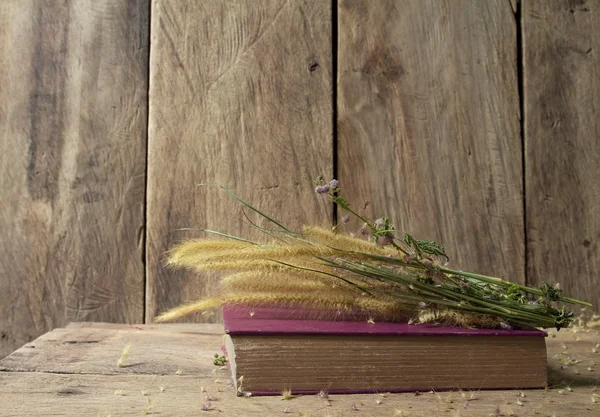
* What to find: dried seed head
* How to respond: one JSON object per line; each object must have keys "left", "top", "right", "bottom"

{"left": 117, "top": 344, "right": 132, "bottom": 368}
{"left": 315, "top": 184, "right": 330, "bottom": 194}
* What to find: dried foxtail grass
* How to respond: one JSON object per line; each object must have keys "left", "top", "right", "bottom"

{"left": 155, "top": 298, "right": 223, "bottom": 322}
{"left": 157, "top": 225, "right": 412, "bottom": 323}
{"left": 165, "top": 239, "right": 253, "bottom": 267}
{"left": 220, "top": 271, "right": 345, "bottom": 293}
{"left": 155, "top": 183, "right": 590, "bottom": 329}
{"left": 155, "top": 292, "right": 406, "bottom": 323}
{"left": 417, "top": 308, "right": 505, "bottom": 329}
{"left": 167, "top": 237, "right": 336, "bottom": 268}
{"left": 302, "top": 226, "right": 397, "bottom": 256}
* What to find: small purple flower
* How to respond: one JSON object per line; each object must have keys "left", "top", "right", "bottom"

{"left": 342, "top": 215, "right": 350, "bottom": 224}
{"left": 201, "top": 402, "right": 212, "bottom": 411}
{"left": 283, "top": 407, "right": 292, "bottom": 413}
{"left": 315, "top": 184, "right": 330, "bottom": 194}
{"left": 418, "top": 301, "right": 427, "bottom": 309}
{"left": 374, "top": 218, "right": 386, "bottom": 228}
{"left": 329, "top": 179, "right": 339, "bottom": 189}
{"left": 500, "top": 322, "right": 513, "bottom": 330}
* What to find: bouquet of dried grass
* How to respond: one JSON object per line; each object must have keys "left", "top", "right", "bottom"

{"left": 156, "top": 177, "right": 590, "bottom": 330}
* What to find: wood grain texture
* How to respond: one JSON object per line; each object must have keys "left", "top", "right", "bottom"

{"left": 0, "top": 0, "right": 149, "bottom": 358}
{"left": 146, "top": 0, "right": 333, "bottom": 323}
{"left": 0, "top": 322, "right": 223, "bottom": 376}
{"left": 523, "top": 1, "right": 600, "bottom": 309}
{"left": 337, "top": 0, "right": 524, "bottom": 283}
{"left": 1, "top": 323, "right": 599, "bottom": 416}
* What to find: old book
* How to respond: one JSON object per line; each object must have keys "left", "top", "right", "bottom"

{"left": 223, "top": 307, "right": 548, "bottom": 395}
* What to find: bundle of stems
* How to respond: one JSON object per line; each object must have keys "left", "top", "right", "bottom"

{"left": 157, "top": 177, "right": 591, "bottom": 330}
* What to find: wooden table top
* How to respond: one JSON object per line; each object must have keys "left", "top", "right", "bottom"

{"left": 1, "top": 322, "right": 599, "bottom": 416}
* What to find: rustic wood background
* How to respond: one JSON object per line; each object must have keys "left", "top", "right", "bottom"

{"left": 1, "top": 0, "right": 598, "bottom": 359}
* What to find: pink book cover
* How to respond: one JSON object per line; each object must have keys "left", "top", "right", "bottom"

{"left": 223, "top": 306, "right": 546, "bottom": 337}
{"left": 222, "top": 306, "right": 547, "bottom": 395}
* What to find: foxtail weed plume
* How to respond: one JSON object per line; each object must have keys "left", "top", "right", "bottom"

{"left": 156, "top": 177, "right": 591, "bottom": 330}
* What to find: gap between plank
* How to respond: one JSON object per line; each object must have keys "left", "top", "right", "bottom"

{"left": 516, "top": 0, "right": 528, "bottom": 287}
{"left": 331, "top": 0, "right": 339, "bottom": 225}
{"left": 142, "top": 0, "right": 153, "bottom": 324}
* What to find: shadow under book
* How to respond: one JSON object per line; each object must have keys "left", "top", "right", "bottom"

{"left": 222, "top": 307, "right": 548, "bottom": 395}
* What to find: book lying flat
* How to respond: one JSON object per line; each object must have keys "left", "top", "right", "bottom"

{"left": 223, "top": 307, "right": 548, "bottom": 395}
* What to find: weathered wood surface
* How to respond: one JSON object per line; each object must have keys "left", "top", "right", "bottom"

{"left": 337, "top": 0, "right": 524, "bottom": 284}
{"left": 1, "top": 323, "right": 599, "bottom": 416}
{"left": 523, "top": 2, "right": 600, "bottom": 308}
{"left": 146, "top": 0, "right": 333, "bottom": 323}
{"left": 0, "top": 322, "right": 222, "bottom": 376}
{"left": 0, "top": 1, "right": 149, "bottom": 358}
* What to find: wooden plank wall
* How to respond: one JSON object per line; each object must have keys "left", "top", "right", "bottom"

{"left": 0, "top": 0, "right": 149, "bottom": 358}
{"left": 523, "top": 0, "right": 600, "bottom": 309}
{"left": 1, "top": 0, "right": 598, "bottom": 358}
{"left": 337, "top": 0, "right": 524, "bottom": 282}
{"left": 145, "top": 0, "right": 333, "bottom": 323}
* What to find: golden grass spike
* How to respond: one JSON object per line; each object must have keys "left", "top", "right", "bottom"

{"left": 168, "top": 239, "right": 338, "bottom": 269}
{"left": 155, "top": 290, "right": 411, "bottom": 323}
{"left": 227, "top": 283, "right": 362, "bottom": 300}
{"left": 117, "top": 344, "right": 132, "bottom": 368}
{"left": 355, "top": 298, "right": 410, "bottom": 316}
{"left": 220, "top": 271, "right": 342, "bottom": 292}
{"left": 220, "top": 292, "right": 360, "bottom": 311}
{"left": 303, "top": 226, "right": 398, "bottom": 256}
{"left": 417, "top": 308, "right": 504, "bottom": 328}
{"left": 189, "top": 259, "right": 324, "bottom": 273}
{"left": 189, "top": 244, "right": 337, "bottom": 264}
{"left": 156, "top": 292, "right": 366, "bottom": 323}
{"left": 166, "top": 239, "right": 253, "bottom": 266}
{"left": 154, "top": 297, "right": 223, "bottom": 322}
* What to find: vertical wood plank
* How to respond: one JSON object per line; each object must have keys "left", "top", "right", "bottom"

{"left": 337, "top": 0, "right": 524, "bottom": 282}
{"left": 523, "top": 0, "right": 600, "bottom": 308}
{"left": 0, "top": 0, "right": 149, "bottom": 357}
{"left": 146, "top": 0, "right": 333, "bottom": 322}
